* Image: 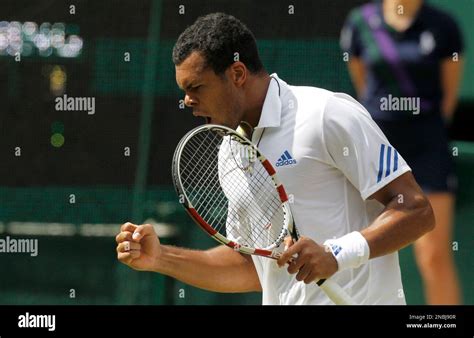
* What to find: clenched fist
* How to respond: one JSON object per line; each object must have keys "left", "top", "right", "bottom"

{"left": 116, "top": 222, "right": 161, "bottom": 272}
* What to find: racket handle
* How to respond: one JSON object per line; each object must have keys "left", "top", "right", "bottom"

{"left": 272, "top": 252, "right": 357, "bottom": 304}
{"left": 317, "top": 279, "right": 357, "bottom": 305}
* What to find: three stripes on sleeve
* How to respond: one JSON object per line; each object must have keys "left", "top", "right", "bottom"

{"left": 377, "top": 144, "right": 398, "bottom": 183}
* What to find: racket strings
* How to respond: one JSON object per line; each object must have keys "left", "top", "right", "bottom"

{"left": 181, "top": 136, "right": 225, "bottom": 209}
{"left": 218, "top": 143, "right": 284, "bottom": 245}
{"left": 181, "top": 134, "right": 232, "bottom": 224}
{"left": 181, "top": 132, "right": 230, "bottom": 228}
{"left": 219, "top": 137, "right": 285, "bottom": 247}
{"left": 214, "top": 151, "right": 284, "bottom": 248}
{"left": 215, "top": 162, "right": 283, "bottom": 246}
{"left": 178, "top": 129, "right": 286, "bottom": 249}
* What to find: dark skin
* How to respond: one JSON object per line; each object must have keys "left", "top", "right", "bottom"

{"left": 175, "top": 51, "right": 270, "bottom": 129}
{"left": 116, "top": 51, "right": 435, "bottom": 290}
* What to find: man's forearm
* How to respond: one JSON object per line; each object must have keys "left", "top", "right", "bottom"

{"left": 154, "top": 244, "right": 262, "bottom": 293}
{"left": 362, "top": 194, "right": 435, "bottom": 259}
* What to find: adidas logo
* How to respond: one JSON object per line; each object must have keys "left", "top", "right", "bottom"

{"left": 276, "top": 150, "right": 297, "bottom": 167}
{"left": 329, "top": 243, "right": 342, "bottom": 256}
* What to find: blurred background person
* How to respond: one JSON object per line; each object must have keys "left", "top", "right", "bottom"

{"left": 341, "top": 0, "right": 464, "bottom": 304}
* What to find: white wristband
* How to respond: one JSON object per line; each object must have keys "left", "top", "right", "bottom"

{"left": 324, "top": 231, "right": 370, "bottom": 272}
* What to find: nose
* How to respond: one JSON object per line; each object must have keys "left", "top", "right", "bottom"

{"left": 184, "top": 94, "right": 197, "bottom": 107}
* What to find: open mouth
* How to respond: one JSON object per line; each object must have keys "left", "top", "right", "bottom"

{"left": 192, "top": 111, "right": 211, "bottom": 124}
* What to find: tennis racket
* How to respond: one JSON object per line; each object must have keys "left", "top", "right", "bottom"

{"left": 172, "top": 124, "right": 356, "bottom": 305}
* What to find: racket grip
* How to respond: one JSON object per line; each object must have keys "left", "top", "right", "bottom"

{"left": 317, "top": 279, "right": 357, "bottom": 305}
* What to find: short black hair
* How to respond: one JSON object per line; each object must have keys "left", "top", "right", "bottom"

{"left": 172, "top": 13, "right": 264, "bottom": 75}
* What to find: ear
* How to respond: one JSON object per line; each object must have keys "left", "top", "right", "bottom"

{"left": 228, "top": 61, "right": 247, "bottom": 88}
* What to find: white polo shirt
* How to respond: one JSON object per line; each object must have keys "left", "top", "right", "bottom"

{"left": 249, "top": 74, "right": 411, "bottom": 305}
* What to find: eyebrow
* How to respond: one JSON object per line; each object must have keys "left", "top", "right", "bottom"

{"left": 184, "top": 82, "right": 195, "bottom": 91}
{"left": 181, "top": 80, "right": 200, "bottom": 91}
{"left": 176, "top": 78, "right": 190, "bottom": 91}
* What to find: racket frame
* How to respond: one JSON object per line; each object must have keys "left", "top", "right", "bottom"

{"left": 172, "top": 124, "right": 294, "bottom": 259}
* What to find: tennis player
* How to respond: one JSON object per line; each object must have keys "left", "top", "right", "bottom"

{"left": 116, "top": 13, "right": 435, "bottom": 304}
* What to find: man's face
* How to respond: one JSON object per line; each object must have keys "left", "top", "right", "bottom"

{"left": 175, "top": 52, "right": 243, "bottom": 128}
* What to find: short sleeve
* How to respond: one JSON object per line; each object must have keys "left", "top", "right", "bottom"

{"left": 340, "top": 9, "right": 363, "bottom": 57}
{"left": 322, "top": 93, "right": 411, "bottom": 200}
{"left": 438, "top": 14, "right": 464, "bottom": 58}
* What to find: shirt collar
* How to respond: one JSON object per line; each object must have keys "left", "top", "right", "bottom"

{"left": 255, "top": 73, "right": 283, "bottom": 129}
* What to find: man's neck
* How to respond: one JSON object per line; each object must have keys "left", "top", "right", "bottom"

{"left": 241, "top": 73, "right": 271, "bottom": 128}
